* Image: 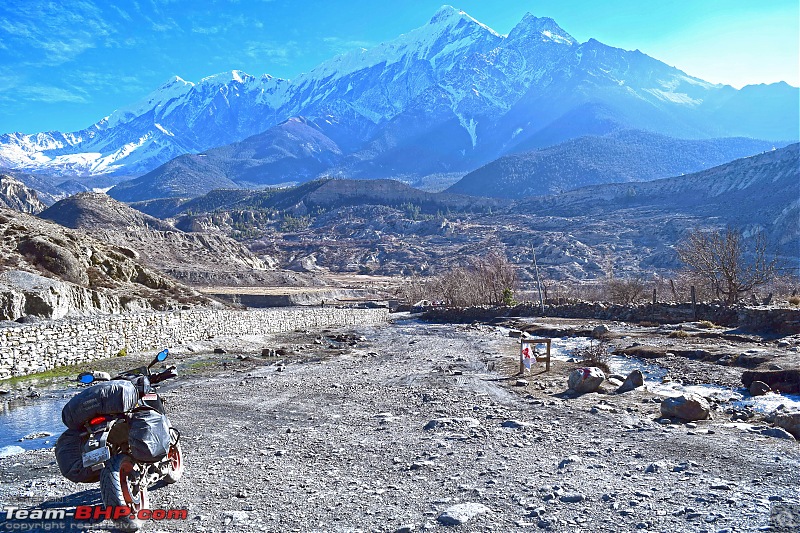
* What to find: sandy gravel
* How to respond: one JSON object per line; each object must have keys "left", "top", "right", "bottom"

{"left": 1, "top": 318, "right": 799, "bottom": 533}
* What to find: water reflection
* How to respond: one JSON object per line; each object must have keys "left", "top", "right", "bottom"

{"left": 0, "top": 390, "right": 77, "bottom": 456}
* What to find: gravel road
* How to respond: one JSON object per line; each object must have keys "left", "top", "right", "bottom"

{"left": 1, "top": 318, "right": 799, "bottom": 532}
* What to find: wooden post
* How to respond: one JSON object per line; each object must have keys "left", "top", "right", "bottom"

{"left": 652, "top": 288, "right": 657, "bottom": 305}
{"left": 691, "top": 286, "right": 697, "bottom": 320}
{"left": 670, "top": 279, "right": 678, "bottom": 303}
{"left": 545, "top": 341, "right": 550, "bottom": 372}
{"left": 532, "top": 247, "right": 545, "bottom": 316}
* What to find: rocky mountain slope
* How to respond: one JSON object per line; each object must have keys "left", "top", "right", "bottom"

{"left": 0, "top": 208, "right": 208, "bottom": 321}
{"left": 528, "top": 143, "right": 800, "bottom": 255}
{"left": 448, "top": 131, "right": 781, "bottom": 198}
{"left": 38, "top": 193, "right": 271, "bottom": 285}
{"left": 140, "top": 145, "right": 797, "bottom": 282}
{"left": 1, "top": 6, "right": 796, "bottom": 187}
{"left": 0, "top": 175, "right": 47, "bottom": 214}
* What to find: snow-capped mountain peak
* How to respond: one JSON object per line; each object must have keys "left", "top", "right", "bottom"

{"left": 105, "top": 75, "right": 195, "bottom": 129}
{"left": 507, "top": 13, "right": 575, "bottom": 45}
{"left": 428, "top": 4, "right": 500, "bottom": 36}
{"left": 199, "top": 69, "right": 256, "bottom": 86}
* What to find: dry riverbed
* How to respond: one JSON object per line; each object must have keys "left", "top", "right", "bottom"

{"left": 1, "top": 317, "right": 799, "bottom": 532}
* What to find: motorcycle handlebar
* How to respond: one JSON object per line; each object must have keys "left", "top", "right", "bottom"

{"left": 149, "top": 366, "right": 178, "bottom": 384}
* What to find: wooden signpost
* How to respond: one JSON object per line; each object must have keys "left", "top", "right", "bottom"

{"left": 519, "top": 337, "right": 552, "bottom": 373}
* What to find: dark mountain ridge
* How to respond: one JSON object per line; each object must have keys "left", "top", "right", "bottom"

{"left": 448, "top": 131, "right": 783, "bottom": 198}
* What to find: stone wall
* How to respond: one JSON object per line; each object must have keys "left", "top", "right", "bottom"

{"left": 420, "top": 303, "right": 800, "bottom": 336}
{"left": 0, "top": 306, "right": 389, "bottom": 379}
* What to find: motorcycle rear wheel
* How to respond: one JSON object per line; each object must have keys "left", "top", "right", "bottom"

{"left": 100, "top": 454, "right": 148, "bottom": 532}
{"left": 164, "top": 441, "right": 184, "bottom": 484}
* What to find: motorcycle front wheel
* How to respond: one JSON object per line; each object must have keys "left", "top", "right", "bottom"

{"left": 100, "top": 454, "right": 148, "bottom": 532}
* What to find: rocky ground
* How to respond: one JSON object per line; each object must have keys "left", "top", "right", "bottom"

{"left": 1, "top": 317, "right": 799, "bottom": 532}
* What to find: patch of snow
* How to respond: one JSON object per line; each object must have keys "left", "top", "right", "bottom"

{"left": 642, "top": 88, "right": 701, "bottom": 106}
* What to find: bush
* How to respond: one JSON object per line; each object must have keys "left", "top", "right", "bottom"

{"left": 398, "top": 251, "right": 519, "bottom": 307}
{"left": 668, "top": 330, "right": 689, "bottom": 338}
{"left": 571, "top": 341, "right": 610, "bottom": 374}
{"left": 604, "top": 276, "right": 646, "bottom": 305}
{"left": 789, "top": 296, "right": 800, "bottom": 306}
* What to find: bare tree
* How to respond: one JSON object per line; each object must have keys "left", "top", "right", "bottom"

{"left": 676, "top": 228, "right": 778, "bottom": 305}
{"left": 398, "top": 251, "right": 519, "bottom": 307}
{"left": 604, "top": 276, "right": 647, "bottom": 305}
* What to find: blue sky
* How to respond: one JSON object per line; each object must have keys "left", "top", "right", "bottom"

{"left": 1, "top": 0, "right": 798, "bottom": 134}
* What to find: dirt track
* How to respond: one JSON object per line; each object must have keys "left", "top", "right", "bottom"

{"left": 1, "top": 318, "right": 799, "bottom": 532}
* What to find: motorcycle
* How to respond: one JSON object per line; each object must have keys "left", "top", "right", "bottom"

{"left": 55, "top": 349, "right": 184, "bottom": 531}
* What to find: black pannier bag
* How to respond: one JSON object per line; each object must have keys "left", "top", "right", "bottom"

{"left": 61, "top": 380, "right": 139, "bottom": 430}
{"left": 128, "top": 408, "right": 171, "bottom": 462}
{"left": 54, "top": 429, "right": 100, "bottom": 483}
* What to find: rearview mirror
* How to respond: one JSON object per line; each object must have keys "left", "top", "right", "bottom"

{"left": 148, "top": 349, "right": 170, "bottom": 369}
{"left": 78, "top": 372, "right": 94, "bottom": 384}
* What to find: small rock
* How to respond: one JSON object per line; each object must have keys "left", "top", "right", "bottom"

{"left": 617, "top": 370, "right": 645, "bottom": 393}
{"left": 559, "top": 492, "right": 585, "bottom": 503}
{"left": 567, "top": 367, "right": 605, "bottom": 394}
{"left": 592, "top": 324, "right": 610, "bottom": 338}
{"left": 660, "top": 393, "right": 711, "bottom": 421}
{"left": 558, "top": 455, "right": 582, "bottom": 469}
{"left": 749, "top": 381, "right": 771, "bottom": 397}
{"left": 0, "top": 389, "right": 9, "bottom": 395}
{"left": 501, "top": 420, "right": 528, "bottom": 429}
{"left": 222, "top": 511, "right": 249, "bottom": 525}
{"left": 645, "top": 463, "right": 661, "bottom": 474}
{"left": 437, "top": 502, "right": 490, "bottom": 526}
{"left": 20, "top": 432, "right": 52, "bottom": 441}
{"left": 395, "top": 526, "right": 416, "bottom": 533}
{"left": 213, "top": 348, "right": 226, "bottom": 354}
{"left": 515, "top": 379, "right": 529, "bottom": 387}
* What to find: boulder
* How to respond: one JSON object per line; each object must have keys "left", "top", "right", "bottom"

{"left": 660, "top": 393, "right": 711, "bottom": 421}
{"left": 774, "top": 412, "right": 800, "bottom": 439}
{"left": 592, "top": 324, "right": 610, "bottom": 338}
{"left": 617, "top": 369, "right": 645, "bottom": 393}
{"left": 761, "top": 427, "right": 796, "bottom": 440}
{"left": 749, "top": 381, "right": 771, "bottom": 396}
{"left": 567, "top": 367, "right": 605, "bottom": 394}
{"left": 741, "top": 370, "right": 800, "bottom": 394}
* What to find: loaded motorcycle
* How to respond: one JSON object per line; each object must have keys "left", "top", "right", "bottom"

{"left": 55, "top": 349, "right": 184, "bottom": 531}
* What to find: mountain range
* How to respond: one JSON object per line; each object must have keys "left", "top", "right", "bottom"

{"left": 1, "top": 6, "right": 797, "bottom": 195}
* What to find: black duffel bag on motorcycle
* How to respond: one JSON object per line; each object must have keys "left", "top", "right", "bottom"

{"left": 61, "top": 380, "right": 139, "bottom": 430}
{"left": 55, "top": 429, "right": 101, "bottom": 483}
{"left": 128, "top": 408, "right": 171, "bottom": 462}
